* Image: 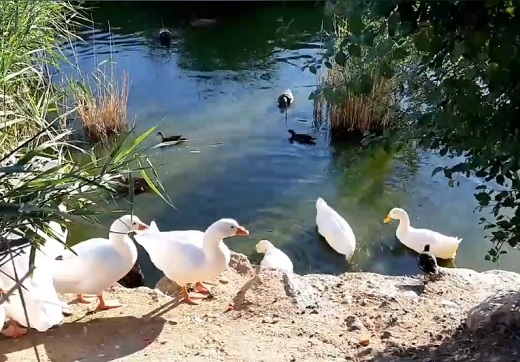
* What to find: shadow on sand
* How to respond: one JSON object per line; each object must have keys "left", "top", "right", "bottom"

{"left": 0, "top": 315, "right": 166, "bottom": 362}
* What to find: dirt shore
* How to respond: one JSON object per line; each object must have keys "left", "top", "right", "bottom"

{"left": 1, "top": 253, "right": 520, "bottom": 362}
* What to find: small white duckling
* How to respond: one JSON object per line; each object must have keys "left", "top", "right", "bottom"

{"left": 255, "top": 240, "right": 293, "bottom": 273}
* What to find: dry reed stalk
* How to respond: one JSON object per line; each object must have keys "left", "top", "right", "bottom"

{"left": 76, "top": 71, "right": 130, "bottom": 143}
{"left": 314, "top": 66, "right": 396, "bottom": 134}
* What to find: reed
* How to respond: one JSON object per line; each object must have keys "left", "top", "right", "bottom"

{"left": 314, "top": 15, "right": 397, "bottom": 135}
{"left": 73, "top": 70, "right": 130, "bottom": 143}
{"left": 0, "top": 1, "right": 168, "bottom": 332}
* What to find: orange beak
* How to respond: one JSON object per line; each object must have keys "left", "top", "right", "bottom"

{"left": 138, "top": 223, "right": 149, "bottom": 231}
{"left": 235, "top": 225, "right": 249, "bottom": 236}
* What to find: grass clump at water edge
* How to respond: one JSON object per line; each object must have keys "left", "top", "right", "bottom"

{"left": 313, "top": 16, "right": 398, "bottom": 136}
{"left": 70, "top": 68, "right": 131, "bottom": 144}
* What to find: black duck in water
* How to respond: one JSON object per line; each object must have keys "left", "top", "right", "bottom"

{"left": 159, "top": 28, "right": 172, "bottom": 48}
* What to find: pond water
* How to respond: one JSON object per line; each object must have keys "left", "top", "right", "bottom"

{"left": 61, "top": 2, "right": 518, "bottom": 286}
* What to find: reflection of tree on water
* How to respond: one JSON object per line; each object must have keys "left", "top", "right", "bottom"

{"left": 176, "top": 3, "right": 328, "bottom": 73}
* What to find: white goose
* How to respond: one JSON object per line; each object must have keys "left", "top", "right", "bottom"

{"left": 315, "top": 197, "right": 356, "bottom": 261}
{"left": 0, "top": 237, "right": 68, "bottom": 338}
{"left": 0, "top": 281, "right": 6, "bottom": 334}
{"left": 255, "top": 240, "right": 293, "bottom": 273}
{"left": 51, "top": 215, "right": 149, "bottom": 311}
{"left": 134, "top": 218, "right": 249, "bottom": 304}
{"left": 384, "top": 207, "right": 462, "bottom": 259}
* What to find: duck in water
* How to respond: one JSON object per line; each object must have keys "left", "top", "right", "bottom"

{"left": 157, "top": 131, "right": 186, "bottom": 143}
{"left": 418, "top": 244, "right": 440, "bottom": 283}
{"left": 118, "top": 261, "right": 144, "bottom": 288}
{"left": 158, "top": 28, "right": 172, "bottom": 48}
{"left": 277, "top": 89, "right": 294, "bottom": 110}
{"left": 288, "top": 129, "right": 316, "bottom": 145}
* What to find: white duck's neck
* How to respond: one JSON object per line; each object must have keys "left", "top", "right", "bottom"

{"left": 108, "top": 230, "right": 136, "bottom": 261}
{"left": 396, "top": 212, "right": 411, "bottom": 234}
{"left": 202, "top": 228, "right": 226, "bottom": 264}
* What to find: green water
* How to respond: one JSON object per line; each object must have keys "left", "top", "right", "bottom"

{"left": 61, "top": 2, "right": 519, "bottom": 286}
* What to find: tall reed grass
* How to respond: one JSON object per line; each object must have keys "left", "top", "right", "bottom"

{"left": 0, "top": 1, "right": 167, "bottom": 340}
{"left": 314, "top": 16, "right": 397, "bottom": 135}
{"left": 72, "top": 70, "right": 130, "bottom": 143}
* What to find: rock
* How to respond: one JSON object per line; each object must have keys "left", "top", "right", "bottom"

{"left": 345, "top": 316, "right": 365, "bottom": 331}
{"left": 155, "top": 276, "right": 181, "bottom": 296}
{"left": 381, "top": 331, "right": 392, "bottom": 339}
{"left": 358, "top": 334, "right": 370, "bottom": 347}
{"left": 466, "top": 290, "right": 520, "bottom": 334}
{"left": 229, "top": 251, "right": 254, "bottom": 276}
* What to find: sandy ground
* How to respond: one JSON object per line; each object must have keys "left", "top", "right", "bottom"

{"left": 1, "top": 256, "right": 519, "bottom": 362}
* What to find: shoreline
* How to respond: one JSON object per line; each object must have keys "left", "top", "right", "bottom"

{"left": 2, "top": 252, "right": 520, "bottom": 361}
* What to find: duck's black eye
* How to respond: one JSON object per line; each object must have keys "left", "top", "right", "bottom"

{"left": 230, "top": 225, "right": 235, "bottom": 229}
{"left": 132, "top": 222, "right": 136, "bottom": 226}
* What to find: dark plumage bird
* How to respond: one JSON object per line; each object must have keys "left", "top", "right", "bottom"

{"left": 277, "top": 89, "right": 294, "bottom": 110}
{"left": 418, "top": 244, "right": 439, "bottom": 283}
{"left": 114, "top": 176, "right": 150, "bottom": 196}
{"left": 118, "top": 261, "right": 145, "bottom": 288}
{"left": 288, "top": 129, "right": 316, "bottom": 145}
{"left": 158, "top": 28, "right": 172, "bottom": 48}
{"left": 157, "top": 131, "right": 186, "bottom": 143}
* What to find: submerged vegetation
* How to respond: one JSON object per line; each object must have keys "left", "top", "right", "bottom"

{"left": 0, "top": 0, "right": 166, "bottom": 300}
{"left": 314, "top": 0, "right": 520, "bottom": 261}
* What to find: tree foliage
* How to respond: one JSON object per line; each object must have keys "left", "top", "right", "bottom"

{"left": 315, "top": 0, "right": 520, "bottom": 261}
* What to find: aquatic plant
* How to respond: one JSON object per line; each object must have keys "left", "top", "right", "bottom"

{"left": 312, "top": 15, "right": 399, "bottom": 135}
{"left": 0, "top": 1, "right": 169, "bottom": 347}
{"left": 71, "top": 69, "right": 130, "bottom": 144}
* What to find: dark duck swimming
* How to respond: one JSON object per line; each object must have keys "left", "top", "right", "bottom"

{"left": 158, "top": 28, "right": 172, "bottom": 48}
{"left": 288, "top": 129, "right": 316, "bottom": 145}
{"left": 277, "top": 89, "right": 294, "bottom": 110}
{"left": 157, "top": 131, "right": 186, "bottom": 143}
{"left": 118, "top": 261, "right": 145, "bottom": 288}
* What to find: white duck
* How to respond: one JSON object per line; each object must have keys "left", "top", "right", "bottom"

{"left": 0, "top": 237, "right": 68, "bottom": 338}
{"left": 134, "top": 218, "right": 249, "bottom": 305}
{"left": 0, "top": 281, "right": 6, "bottom": 333}
{"left": 315, "top": 197, "right": 356, "bottom": 261}
{"left": 255, "top": 240, "right": 293, "bottom": 273}
{"left": 51, "top": 215, "right": 149, "bottom": 311}
{"left": 147, "top": 220, "right": 233, "bottom": 294}
{"left": 384, "top": 207, "right": 462, "bottom": 259}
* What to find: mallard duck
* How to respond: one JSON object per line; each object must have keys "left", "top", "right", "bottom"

{"left": 114, "top": 176, "right": 150, "bottom": 196}
{"left": 418, "top": 244, "right": 439, "bottom": 283}
{"left": 157, "top": 131, "right": 186, "bottom": 143}
{"left": 288, "top": 129, "right": 316, "bottom": 145}
{"left": 134, "top": 218, "right": 249, "bottom": 305}
{"left": 117, "top": 261, "right": 144, "bottom": 288}
{"left": 51, "top": 215, "right": 149, "bottom": 311}
{"left": 384, "top": 207, "right": 462, "bottom": 259}
{"left": 158, "top": 28, "right": 172, "bottom": 47}
{"left": 315, "top": 197, "right": 356, "bottom": 261}
{"left": 255, "top": 240, "right": 293, "bottom": 273}
{"left": 277, "top": 89, "right": 294, "bottom": 109}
